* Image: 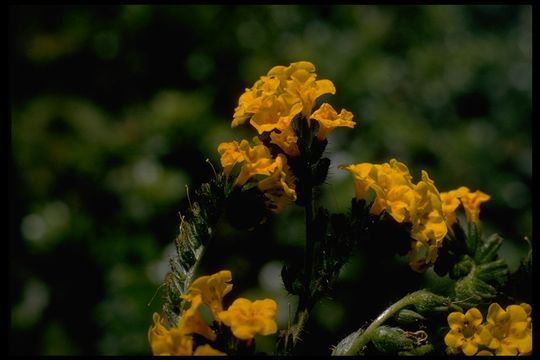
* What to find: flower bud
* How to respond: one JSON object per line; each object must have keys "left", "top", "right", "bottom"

{"left": 394, "top": 309, "right": 426, "bottom": 325}
{"left": 412, "top": 290, "right": 452, "bottom": 316}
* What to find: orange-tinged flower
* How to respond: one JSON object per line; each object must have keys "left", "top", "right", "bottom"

{"left": 249, "top": 96, "right": 302, "bottom": 135}
{"left": 217, "top": 140, "right": 247, "bottom": 176}
{"left": 440, "top": 186, "right": 469, "bottom": 227}
{"left": 460, "top": 189, "right": 491, "bottom": 223}
{"left": 182, "top": 270, "right": 233, "bottom": 321}
{"left": 218, "top": 298, "right": 278, "bottom": 340}
{"left": 178, "top": 294, "right": 217, "bottom": 341}
{"left": 310, "top": 103, "right": 355, "bottom": 140}
{"left": 339, "top": 163, "right": 376, "bottom": 201}
{"left": 257, "top": 154, "right": 297, "bottom": 213}
{"left": 148, "top": 312, "right": 194, "bottom": 355}
{"left": 269, "top": 126, "right": 300, "bottom": 157}
{"left": 340, "top": 159, "right": 447, "bottom": 272}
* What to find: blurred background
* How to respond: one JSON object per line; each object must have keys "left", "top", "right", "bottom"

{"left": 9, "top": 5, "right": 531, "bottom": 355}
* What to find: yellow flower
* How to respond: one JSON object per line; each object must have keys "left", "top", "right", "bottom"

{"left": 230, "top": 61, "right": 341, "bottom": 154}
{"left": 269, "top": 126, "right": 300, "bottom": 157}
{"left": 182, "top": 270, "right": 233, "bottom": 320}
{"left": 444, "top": 307, "right": 485, "bottom": 356}
{"left": 234, "top": 140, "right": 277, "bottom": 187}
{"left": 440, "top": 186, "right": 469, "bottom": 227}
{"left": 460, "top": 189, "right": 491, "bottom": 223}
{"left": 249, "top": 95, "right": 303, "bottom": 135}
{"left": 217, "top": 138, "right": 297, "bottom": 213}
{"left": 218, "top": 298, "right": 278, "bottom": 340}
{"left": 257, "top": 154, "right": 297, "bottom": 213}
{"left": 148, "top": 312, "right": 194, "bottom": 355}
{"left": 232, "top": 76, "right": 281, "bottom": 128}
{"left": 217, "top": 140, "right": 247, "bottom": 176}
{"left": 483, "top": 303, "right": 532, "bottom": 355}
{"left": 340, "top": 159, "right": 448, "bottom": 272}
{"left": 217, "top": 138, "right": 275, "bottom": 187}
{"left": 476, "top": 350, "right": 494, "bottom": 355}
{"left": 284, "top": 67, "right": 336, "bottom": 118}
{"left": 193, "top": 344, "right": 227, "bottom": 356}
{"left": 310, "top": 103, "right": 355, "bottom": 140}
{"left": 339, "top": 163, "right": 376, "bottom": 200}
{"left": 178, "top": 294, "right": 217, "bottom": 341}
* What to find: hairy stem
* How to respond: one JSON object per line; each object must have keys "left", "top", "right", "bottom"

{"left": 333, "top": 290, "right": 431, "bottom": 355}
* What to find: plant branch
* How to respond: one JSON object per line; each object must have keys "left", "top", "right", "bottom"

{"left": 332, "top": 290, "right": 433, "bottom": 355}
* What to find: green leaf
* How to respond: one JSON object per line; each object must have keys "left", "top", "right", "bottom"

{"left": 162, "top": 175, "right": 225, "bottom": 325}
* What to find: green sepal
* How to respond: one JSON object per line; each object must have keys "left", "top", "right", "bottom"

{"left": 454, "top": 273, "right": 497, "bottom": 308}
{"left": 474, "top": 233, "right": 503, "bottom": 264}
{"left": 411, "top": 290, "right": 452, "bottom": 316}
{"left": 394, "top": 309, "right": 426, "bottom": 325}
{"left": 466, "top": 222, "right": 480, "bottom": 255}
{"left": 476, "top": 259, "right": 509, "bottom": 286}
{"left": 371, "top": 326, "right": 414, "bottom": 354}
{"left": 398, "top": 343, "right": 434, "bottom": 356}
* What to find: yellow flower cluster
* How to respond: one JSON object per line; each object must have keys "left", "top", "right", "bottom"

{"left": 440, "top": 187, "right": 491, "bottom": 226}
{"left": 340, "top": 159, "right": 447, "bottom": 272}
{"left": 231, "top": 61, "right": 355, "bottom": 155}
{"left": 445, "top": 303, "right": 532, "bottom": 356}
{"left": 148, "top": 270, "right": 278, "bottom": 355}
{"left": 218, "top": 61, "right": 356, "bottom": 213}
{"left": 217, "top": 137, "right": 297, "bottom": 213}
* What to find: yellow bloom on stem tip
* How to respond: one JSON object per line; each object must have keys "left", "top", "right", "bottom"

{"left": 444, "top": 307, "right": 486, "bottom": 356}
{"left": 440, "top": 186, "right": 469, "bottom": 227}
{"left": 484, "top": 303, "right": 532, "bottom": 355}
{"left": 310, "top": 103, "right": 355, "bottom": 140}
{"left": 460, "top": 188, "right": 491, "bottom": 223}
{"left": 182, "top": 270, "right": 233, "bottom": 321}
{"left": 218, "top": 298, "right": 278, "bottom": 340}
{"left": 231, "top": 61, "right": 340, "bottom": 156}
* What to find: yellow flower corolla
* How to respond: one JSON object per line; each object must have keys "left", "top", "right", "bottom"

{"left": 218, "top": 298, "right": 278, "bottom": 340}
{"left": 257, "top": 154, "right": 298, "bottom": 213}
{"left": 440, "top": 186, "right": 469, "bottom": 227}
{"left": 179, "top": 294, "right": 217, "bottom": 341}
{"left": 217, "top": 138, "right": 297, "bottom": 213}
{"left": 340, "top": 159, "right": 447, "bottom": 272}
{"left": 217, "top": 138, "right": 275, "bottom": 187}
{"left": 230, "top": 61, "right": 345, "bottom": 158}
{"left": 269, "top": 126, "right": 300, "bottom": 157}
{"left": 182, "top": 270, "right": 233, "bottom": 321}
{"left": 148, "top": 312, "right": 194, "bottom": 355}
{"left": 460, "top": 189, "right": 491, "bottom": 224}
{"left": 483, "top": 303, "right": 532, "bottom": 355}
{"left": 408, "top": 171, "right": 447, "bottom": 272}
{"left": 193, "top": 344, "right": 227, "bottom": 356}
{"left": 310, "top": 103, "right": 355, "bottom": 140}
{"left": 444, "top": 303, "right": 532, "bottom": 356}
{"left": 444, "top": 307, "right": 486, "bottom": 356}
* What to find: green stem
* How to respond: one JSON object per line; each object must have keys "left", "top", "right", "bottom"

{"left": 281, "top": 119, "right": 317, "bottom": 354}
{"left": 333, "top": 290, "right": 431, "bottom": 355}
